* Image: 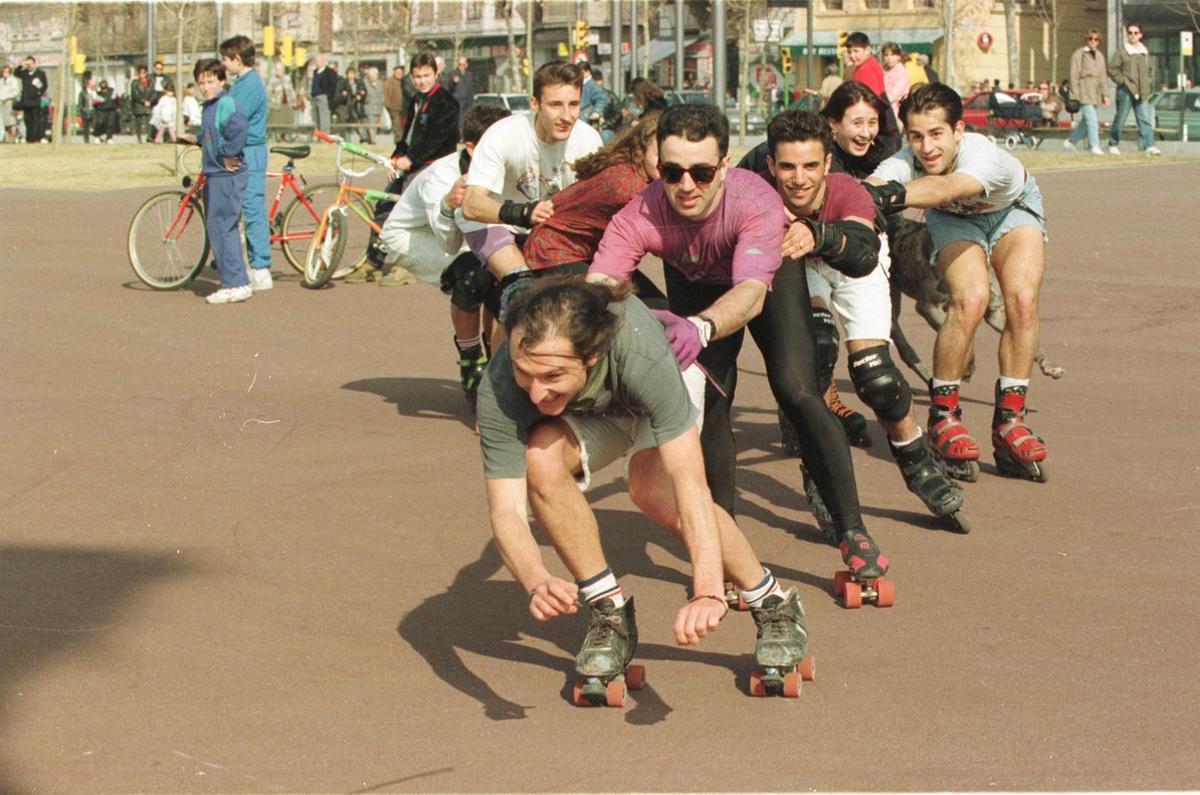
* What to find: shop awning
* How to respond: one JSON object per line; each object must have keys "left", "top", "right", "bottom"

{"left": 781, "top": 28, "right": 942, "bottom": 56}
{"left": 621, "top": 38, "right": 699, "bottom": 68}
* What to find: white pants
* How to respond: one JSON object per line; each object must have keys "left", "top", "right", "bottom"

{"left": 377, "top": 223, "right": 457, "bottom": 285}
{"left": 805, "top": 232, "right": 893, "bottom": 342}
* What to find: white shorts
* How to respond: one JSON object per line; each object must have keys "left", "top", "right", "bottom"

{"left": 805, "top": 232, "right": 893, "bottom": 342}
{"left": 560, "top": 364, "right": 706, "bottom": 492}
{"left": 377, "top": 223, "right": 457, "bottom": 285}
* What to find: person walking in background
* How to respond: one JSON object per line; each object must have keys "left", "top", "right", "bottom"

{"left": 904, "top": 52, "right": 929, "bottom": 90}
{"left": 181, "top": 82, "right": 202, "bottom": 129}
{"left": 1063, "top": 29, "right": 1109, "bottom": 155}
{"left": 150, "top": 85, "right": 177, "bottom": 142}
{"left": 220, "top": 35, "right": 272, "bottom": 292}
{"left": 130, "top": 65, "right": 155, "bottom": 143}
{"left": 362, "top": 66, "right": 384, "bottom": 144}
{"left": 383, "top": 65, "right": 408, "bottom": 140}
{"left": 449, "top": 56, "right": 475, "bottom": 134}
{"left": 880, "top": 42, "right": 910, "bottom": 124}
{"left": 76, "top": 73, "right": 97, "bottom": 144}
{"left": 309, "top": 53, "right": 337, "bottom": 132}
{"left": 94, "top": 79, "right": 119, "bottom": 143}
{"left": 150, "top": 61, "right": 174, "bottom": 107}
{"left": 14, "top": 56, "right": 49, "bottom": 143}
{"left": 266, "top": 61, "right": 293, "bottom": 129}
{"left": 2, "top": 65, "right": 23, "bottom": 143}
{"left": 1107, "top": 22, "right": 1161, "bottom": 156}
{"left": 818, "top": 63, "right": 842, "bottom": 102}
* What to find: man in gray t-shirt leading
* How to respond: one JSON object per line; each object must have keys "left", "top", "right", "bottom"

{"left": 477, "top": 278, "right": 811, "bottom": 704}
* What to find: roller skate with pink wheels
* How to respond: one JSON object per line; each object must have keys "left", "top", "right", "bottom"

{"left": 748, "top": 589, "right": 815, "bottom": 698}
{"left": 572, "top": 598, "right": 644, "bottom": 707}
{"left": 833, "top": 525, "right": 895, "bottom": 609}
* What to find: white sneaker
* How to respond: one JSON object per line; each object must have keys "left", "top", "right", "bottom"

{"left": 205, "top": 284, "right": 253, "bottom": 304}
{"left": 1062, "top": 140, "right": 1076, "bottom": 151}
{"left": 1107, "top": 145, "right": 1121, "bottom": 155}
{"left": 1090, "top": 146, "right": 1105, "bottom": 155}
{"left": 249, "top": 269, "right": 274, "bottom": 291}
{"left": 1145, "top": 146, "right": 1162, "bottom": 156}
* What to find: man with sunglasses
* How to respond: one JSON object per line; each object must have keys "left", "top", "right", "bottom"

{"left": 1064, "top": 30, "right": 1109, "bottom": 155}
{"left": 1107, "top": 23, "right": 1161, "bottom": 156}
{"left": 589, "top": 103, "right": 892, "bottom": 592}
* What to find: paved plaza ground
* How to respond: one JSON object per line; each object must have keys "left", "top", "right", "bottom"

{"left": 1, "top": 161, "right": 1198, "bottom": 792}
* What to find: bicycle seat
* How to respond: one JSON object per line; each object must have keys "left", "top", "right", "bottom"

{"left": 270, "top": 144, "right": 311, "bottom": 159}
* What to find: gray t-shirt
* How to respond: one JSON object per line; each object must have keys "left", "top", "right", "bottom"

{"left": 477, "top": 297, "right": 694, "bottom": 480}
{"left": 870, "top": 131, "right": 1027, "bottom": 215}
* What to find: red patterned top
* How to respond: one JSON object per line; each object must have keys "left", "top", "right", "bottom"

{"left": 523, "top": 161, "right": 649, "bottom": 271}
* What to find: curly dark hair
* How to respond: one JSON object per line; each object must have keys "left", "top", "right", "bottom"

{"left": 656, "top": 103, "right": 729, "bottom": 158}
{"left": 899, "top": 82, "right": 964, "bottom": 128}
{"left": 767, "top": 109, "right": 833, "bottom": 158}
{"left": 505, "top": 276, "right": 635, "bottom": 363}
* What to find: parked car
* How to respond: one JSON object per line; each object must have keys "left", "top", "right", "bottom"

{"left": 664, "top": 88, "right": 767, "bottom": 132}
{"left": 472, "top": 92, "right": 534, "bottom": 122}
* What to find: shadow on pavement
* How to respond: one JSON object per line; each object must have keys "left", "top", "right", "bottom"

{"left": 341, "top": 376, "right": 475, "bottom": 430}
{"left": 396, "top": 508, "right": 817, "bottom": 724}
{"left": 0, "top": 543, "right": 196, "bottom": 791}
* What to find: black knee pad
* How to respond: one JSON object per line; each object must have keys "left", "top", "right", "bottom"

{"left": 812, "top": 307, "right": 839, "bottom": 390}
{"left": 848, "top": 344, "right": 912, "bottom": 423}
{"left": 439, "top": 252, "right": 495, "bottom": 312}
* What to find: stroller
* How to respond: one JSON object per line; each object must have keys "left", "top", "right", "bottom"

{"left": 986, "top": 91, "right": 1044, "bottom": 150}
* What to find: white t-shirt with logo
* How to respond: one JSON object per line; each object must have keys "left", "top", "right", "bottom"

{"left": 465, "top": 113, "right": 603, "bottom": 204}
{"left": 870, "top": 132, "right": 1027, "bottom": 215}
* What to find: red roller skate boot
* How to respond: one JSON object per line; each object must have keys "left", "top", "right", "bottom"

{"left": 928, "top": 383, "right": 981, "bottom": 483}
{"left": 991, "top": 381, "right": 1047, "bottom": 483}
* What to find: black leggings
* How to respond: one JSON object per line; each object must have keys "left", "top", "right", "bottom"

{"left": 664, "top": 261, "right": 863, "bottom": 531}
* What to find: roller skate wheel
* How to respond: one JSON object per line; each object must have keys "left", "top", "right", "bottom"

{"left": 572, "top": 680, "right": 589, "bottom": 707}
{"left": 625, "top": 664, "right": 646, "bottom": 691}
{"left": 842, "top": 581, "right": 863, "bottom": 609}
{"left": 1031, "top": 461, "right": 1048, "bottom": 483}
{"left": 963, "top": 460, "right": 980, "bottom": 483}
{"left": 798, "top": 654, "right": 816, "bottom": 682}
{"left": 749, "top": 671, "right": 767, "bottom": 697}
{"left": 833, "top": 570, "right": 851, "bottom": 596}
{"left": 605, "top": 679, "right": 626, "bottom": 708}
{"left": 782, "top": 670, "right": 802, "bottom": 698}
{"left": 947, "top": 510, "right": 971, "bottom": 534}
{"left": 875, "top": 579, "right": 896, "bottom": 608}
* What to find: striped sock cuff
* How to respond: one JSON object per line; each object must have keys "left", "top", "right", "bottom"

{"left": 740, "top": 567, "right": 783, "bottom": 608}
{"left": 578, "top": 568, "right": 624, "bottom": 607}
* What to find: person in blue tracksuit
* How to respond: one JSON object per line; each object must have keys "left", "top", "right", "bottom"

{"left": 220, "top": 35, "right": 273, "bottom": 292}
{"left": 193, "top": 59, "right": 250, "bottom": 304}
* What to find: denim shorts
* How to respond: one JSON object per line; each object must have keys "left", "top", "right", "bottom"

{"left": 926, "top": 176, "right": 1048, "bottom": 259}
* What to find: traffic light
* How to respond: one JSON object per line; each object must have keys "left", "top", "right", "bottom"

{"left": 781, "top": 48, "right": 792, "bottom": 75}
{"left": 575, "top": 20, "right": 590, "bottom": 50}
{"left": 837, "top": 30, "right": 848, "bottom": 51}
{"left": 522, "top": 57, "right": 531, "bottom": 76}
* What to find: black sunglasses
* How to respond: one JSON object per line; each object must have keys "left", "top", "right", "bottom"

{"left": 660, "top": 162, "right": 720, "bottom": 185}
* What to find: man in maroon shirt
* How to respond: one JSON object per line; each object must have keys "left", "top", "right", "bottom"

{"left": 589, "top": 103, "right": 892, "bottom": 588}
{"left": 762, "top": 110, "right": 966, "bottom": 530}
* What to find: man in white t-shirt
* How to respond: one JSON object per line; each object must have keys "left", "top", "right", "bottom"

{"left": 377, "top": 103, "right": 512, "bottom": 407}
{"left": 867, "top": 83, "right": 1049, "bottom": 485}
{"left": 460, "top": 60, "right": 603, "bottom": 317}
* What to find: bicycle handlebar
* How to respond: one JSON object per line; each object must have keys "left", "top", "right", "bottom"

{"left": 313, "top": 129, "right": 335, "bottom": 144}
{"left": 313, "top": 129, "right": 397, "bottom": 179}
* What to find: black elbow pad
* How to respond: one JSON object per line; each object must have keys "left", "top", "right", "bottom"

{"left": 823, "top": 220, "right": 881, "bottom": 278}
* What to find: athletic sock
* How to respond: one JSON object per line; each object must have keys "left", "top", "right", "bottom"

{"left": 455, "top": 335, "right": 483, "bottom": 355}
{"left": 930, "top": 377, "right": 961, "bottom": 391}
{"left": 998, "top": 375, "right": 1030, "bottom": 392}
{"left": 578, "top": 568, "right": 624, "bottom": 607}
{"left": 890, "top": 428, "right": 923, "bottom": 449}
{"left": 739, "top": 567, "right": 784, "bottom": 609}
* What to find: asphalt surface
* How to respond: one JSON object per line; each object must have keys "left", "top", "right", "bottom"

{"left": 2, "top": 163, "right": 1199, "bottom": 792}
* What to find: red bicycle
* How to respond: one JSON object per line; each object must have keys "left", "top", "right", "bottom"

{"left": 126, "top": 142, "right": 371, "bottom": 289}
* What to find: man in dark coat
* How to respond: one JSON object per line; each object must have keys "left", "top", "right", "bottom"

{"left": 449, "top": 55, "right": 475, "bottom": 133}
{"left": 15, "top": 56, "right": 49, "bottom": 143}
{"left": 130, "top": 64, "right": 155, "bottom": 142}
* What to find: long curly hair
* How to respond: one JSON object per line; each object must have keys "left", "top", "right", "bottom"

{"left": 572, "top": 112, "right": 659, "bottom": 182}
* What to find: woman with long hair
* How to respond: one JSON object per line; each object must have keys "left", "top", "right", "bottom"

{"left": 520, "top": 113, "right": 666, "bottom": 306}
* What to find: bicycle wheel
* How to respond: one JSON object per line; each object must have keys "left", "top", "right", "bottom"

{"left": 279, "top": 183, "right": 373, "bottom": 277}
{"left": 301, "top": 207, "right": 347, "bottom": 289}
{"left": 128, "top": 190, "right": 210, "bottom": 289}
